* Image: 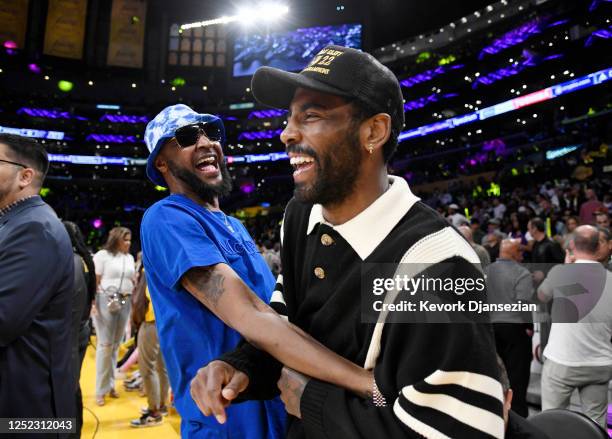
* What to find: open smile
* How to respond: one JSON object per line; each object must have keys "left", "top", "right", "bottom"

{"left": 194, "top": 153, "right": 220, "bottom": 177}
{"left": 289, "top": 154, "right": 316, "bottom": 182}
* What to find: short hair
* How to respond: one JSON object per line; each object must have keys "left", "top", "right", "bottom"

{"left": 0, "top": 134, "right": 49, "bottom": 183}
{"left": 350, "top": 99, "right": 399, "bottom": 164}
{"left": 573, "top": 226, "right": 600, "bottom": 254}
{"left": 103, "top": 227, "right": 132, "bottom": 255}
{"left": 530, "top": 217, "right": 546, "bottom": 233}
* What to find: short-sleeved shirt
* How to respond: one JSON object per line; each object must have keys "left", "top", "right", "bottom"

{"left": 141, "top": 194, "right": 285, "bottom": 439}
{"left": 93, "top": 250, "right": 135, "bottom": 295}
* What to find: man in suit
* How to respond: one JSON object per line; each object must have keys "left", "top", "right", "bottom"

{"left": 0, "top": 134, "right": 75, "bottom": 424}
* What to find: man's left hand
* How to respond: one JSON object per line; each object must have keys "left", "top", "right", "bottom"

{"left": 277, "top": 367, "right": 310, "bottom": 418}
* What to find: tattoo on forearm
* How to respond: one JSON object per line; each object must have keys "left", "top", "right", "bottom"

{"left": 186, "top": 268, "right": 226, "bottom": 307}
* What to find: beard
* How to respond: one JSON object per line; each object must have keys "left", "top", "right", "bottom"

{"left": 167, "top": 158, "right": 233, "bottom": 205}
{"left": 292, "top": 129, "right": 363, "bottom": 206}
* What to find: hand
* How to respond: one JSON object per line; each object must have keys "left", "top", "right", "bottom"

{"left": 190, "top": 361, "right": 249, "bottom": 424}
{"left": 277, "top": 367, "right": 309, "bottom": 419}
{"left": 564, "top": 249, "right": 575, "bottom": 264}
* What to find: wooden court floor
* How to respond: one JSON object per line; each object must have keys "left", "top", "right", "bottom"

{"left": 80, "top": 344, "right": 181, "bottom": 439}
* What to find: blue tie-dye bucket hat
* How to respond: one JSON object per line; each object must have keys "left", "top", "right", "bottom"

{"left": 144, "top": 104, "right": 225, "bottom": 187}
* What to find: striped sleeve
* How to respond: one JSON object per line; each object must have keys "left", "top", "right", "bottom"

{"left": 268, "top": 273, "right": 288, "bottom": 319}
{"left": 393, "top": 370, "right": 504, "bottom": 439}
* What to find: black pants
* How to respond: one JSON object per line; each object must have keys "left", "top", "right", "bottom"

{"left": 494, "top": 323, "right": 533, "bottom": 417}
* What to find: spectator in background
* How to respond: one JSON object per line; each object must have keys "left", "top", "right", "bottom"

{"left": 63, "top": 220, "right": 97, "bottom": 436}
{"left": 596, "top": 227, "right": 611, "bottom": 269}
{"left": 470, "top": 217, "right": 486, "bottom": 244}
{"left": 484, "top": 231, "right": 503, "bottom": 263}
{"left": 485, "top": 239, "right": 535, "bottom": 417}
{"left": 262, "top": 239, "right": 281, "bottom": 277}
{"left": 579, "top": 188, "right": 604, "bottom": 225}
{"left": 561, "top": 216, "right": 579, "bottom": 248}
{"left": 0, "top": 134, "right": 75, "bottom": 419}
{"left": 483, "top": 218, "right": 507, "bottom": 244}
{"left": 129, "top": 266, "right": 170, "bottom": 428}
{"left": 527, "top": 217, "right": 564, "bottom": 264}
{"left": 93, "top": 226, "right": 136, "bottom": 406}
{"left": 447, "top": 203, "right": 468, "bottom": 227}
{"left": 493, "top": 197, "right": 507, "bottom": 220}
{"left": 595, "top": 210, "right": 610, "bottom": 229}
{"left": 459, "top": 225, "right": 491, "bottom": 268}
{"left": 538, "top": 225, "right": 612, "bottom": 429}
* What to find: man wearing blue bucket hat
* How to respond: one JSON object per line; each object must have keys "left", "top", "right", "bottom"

{"left": 140, "top": 104, "right": 286, "bottom": 437}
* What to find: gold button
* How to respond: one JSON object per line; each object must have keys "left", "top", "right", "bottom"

{"left": 314, "top": 267, "right": 325, "bottom": 279}
{"left": 321, "top": 234, "right": 334, "bottom": 246}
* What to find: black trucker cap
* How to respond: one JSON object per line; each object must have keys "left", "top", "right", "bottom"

{"left": 251, "top": 45, "right": 405, "bottom": 135}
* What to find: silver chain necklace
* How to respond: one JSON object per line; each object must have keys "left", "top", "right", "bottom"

{"left": 219, "top": 211, "right": 235, "bottom": 233}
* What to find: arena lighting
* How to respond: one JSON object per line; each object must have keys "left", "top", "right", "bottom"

{"left": 17, "top": 107, "right": 88, "bottom": 120}
{"left": 181, "top": 3, "right": 289, "bottom": 30}
{"left": 400, "top": 64, "right": 464, "bottom": 88}
{"left": 0, "top": 125, "right": 65, "bottom": 140}
{"left": 238, "top": 128, "right": 283, "bottom": 141}
{"left": 478, "top": 16, "right": 569, "bottom": 59}
{"left": 248, "top": 109, "right": 286, "bottom": 119}
{"left": 96, "top": 104, "right": 121, "bottom": 110}
{"left": 473, "top": 51, "right": 563, "bottom": 88}
{"left": 85, "top": 134, "right": 140, "bottom": 143}
{"left": 546, "top": 144, "right": 581, "bottom": 160}
{"left": 226, "top": 152, "right": 288, "bottom": 164}
{"left": 48, "top": 152, "right": 289, "bottom": 166}
{"left": 99, "top": 114, "right": 149, "bottom": 124}
{"left": 404, "top": 93, "right": 459, "bottom": 112}
{"left": 584, "top": 25, "right": 612, "bottom": 47}
{"left": 398, "top": 66, "right": 612, "bottom": 142}
{"left": 229, "top": 102, "right": 255, "bottom": 110}
{"left": 48, "top": 154, "right": 147, "bottom": 166}
{"left": 57, "top": 80, "right": 74, "bottom": 92}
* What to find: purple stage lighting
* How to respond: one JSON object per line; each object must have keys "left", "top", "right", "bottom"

{"left": 99, "top": 114, "right": 150, "bottom": 124}
{"left": 238, "top": 129, "right": 283, "bottom": 141}
{"left": 585, "top": 25, "right": 612, "bottom": 47}
{"left": 17, "top": 107, "right": 88, "bottom": 120}
{"left": 248, "top": 109, "right": 287, "bottom": 119}
{"left": 404, "top": 93, "right": 459, "bottom": 112}
{"left": 479, "top": 16, "right": 569, "bottom": 59}
{"left": 85, "top": 134, "right": 140, "bottom": 143}
{"left": 400, "top": 64, "right": 464, "bottom": 88}
{"left": 240, "top": 183, "right": 256, "bottom": 194}
{"left": 92, "top": 218, "right": 103, "bottom": 229}
{"left": 28, "top": 63, "right": 41, "bottom": 74}
{"left": 473, "top": 51, "right": 562, "bottom": 88}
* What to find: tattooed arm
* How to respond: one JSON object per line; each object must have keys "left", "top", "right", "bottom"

{"left": 181, "top": 264, "right": 372, "bottom": 398}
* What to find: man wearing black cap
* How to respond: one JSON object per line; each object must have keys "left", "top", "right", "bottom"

{"left": 192, "top": 45, "right": 504, "bottom": 438}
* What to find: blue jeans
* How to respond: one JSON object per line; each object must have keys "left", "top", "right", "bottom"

{"left": 93, "top": 293, "right": 131, "bottom": 396}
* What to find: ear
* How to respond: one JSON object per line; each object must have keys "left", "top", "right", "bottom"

{"left": 359, "top": 113, "right": 392, "bottom": 154}
{"left": 504, "top": 388, "right": 513, "bottom": 410}
{"left": 155, "top": 153, "right": 168, "bottom": 175}
{"left": 17, "top": 168, "right": 36, "bottom": 190}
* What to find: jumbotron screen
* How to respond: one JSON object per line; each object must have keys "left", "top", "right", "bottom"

{"left": 232, "top": 23, "right": 362, "bottom": 77}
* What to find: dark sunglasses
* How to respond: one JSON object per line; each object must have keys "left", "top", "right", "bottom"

{"left": 0, "top": 158, "right": 27, "bottom": 168}
{"left": 174, "top": 122, "right": 223, "bottom": 148}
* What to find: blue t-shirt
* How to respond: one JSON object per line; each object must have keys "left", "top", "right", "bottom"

{"left": 141, "top": 194, "right": 286, "bottom": 439}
